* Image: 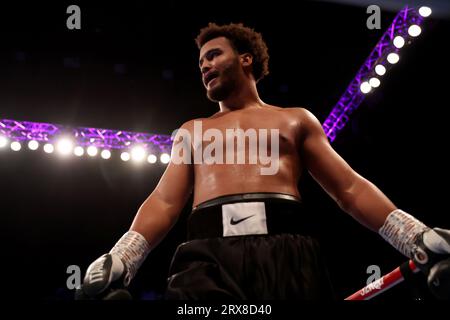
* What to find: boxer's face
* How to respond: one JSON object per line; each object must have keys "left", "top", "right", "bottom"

{"left": 199, "top": 37, "right": 243, "bottom": 102}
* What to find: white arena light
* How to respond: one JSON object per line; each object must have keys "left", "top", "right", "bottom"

{"left": 147, "top": 154, "right": 157, "bottom": 164}
{"left": 44, "top": 143, "right": 54, "bottom": 154}
{"left": 387, "top": 53, "right": 400, "bottom": 64}
{"left": 74, "top": 146, "right": 84, "bottom": 156}
{"left": 408, "top": 25, "right": 422, "bottom": 37}
{"left": 0, "top": 136, "right": 9, "bottom": 148}
{"left": 393, "top": 36, "right": 405, "bottom": 48}
{"left": 87, "top": 146, "right": 98, "bottom": 157}
{"left": 28, "top": 140, "right": 39, "bottom": 150}
{"left": 360, "top": 81, "right": 372, "bottom": 94}
{"left": 419, "top": 7, "right": 432, "bottom": 18}
{"left": 11, "top": 141, "right": 22, "bottom": 151}
{"left": 101, "top": 150, "right": 111, "bottom": 159}
{"left": 131, "top": 146, "right": 146, "bottom": 162}
{"left": 121, "top": 152, "right": 130, "bottom": 162}
{"left": 369, "top": 77, "right": 381, "bottom": 88}
{"left": 375, "top": 64, "right": 386, "bottom": 76}
{"left": 160, "top": 153, "right": 171, "bottom": 164}
{"left": 57, "top": 138, "right": 74, "bottom": 155}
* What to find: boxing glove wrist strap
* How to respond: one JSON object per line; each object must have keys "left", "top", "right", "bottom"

{"left": 378, "top": 209, "right": 429, "bottom": 259}
{"left": 110, "top": 231, "right": 151, "bottom": 286}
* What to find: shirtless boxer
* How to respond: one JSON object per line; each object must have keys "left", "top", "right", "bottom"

{"left": 77, "top": 23, "right": 450, "bottom": 300}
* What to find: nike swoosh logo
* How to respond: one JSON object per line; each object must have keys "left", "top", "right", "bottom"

{"left": 230, "top": 215, "right": 255, "bottom": 225}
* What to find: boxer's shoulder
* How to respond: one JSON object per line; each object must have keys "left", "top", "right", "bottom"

{"left": 179, "top": 118, "right": 207, "bottom": 130}
{"left": 281, "top": 106, "right": 315, "bottom": 118}
{"left": 282, "top": 107, "right": 323, "bottom": 130}
{"left": 269, "top": 106, "right": 320, "bottom": 129}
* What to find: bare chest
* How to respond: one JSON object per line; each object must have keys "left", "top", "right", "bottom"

{"left": 191, "top": 112, "right": 299, "bottom": 153}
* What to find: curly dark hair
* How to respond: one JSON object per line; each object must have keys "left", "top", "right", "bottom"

{"left": 195, "top": 23, "right": 269, "bottom": 82}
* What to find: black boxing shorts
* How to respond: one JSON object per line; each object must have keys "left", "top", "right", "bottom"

{"left": 165, "top": 192, "right": 335, "bottom": 300}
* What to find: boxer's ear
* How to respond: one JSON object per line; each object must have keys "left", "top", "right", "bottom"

{"left": 240, "top": 53, "right": 253, "bottom": 67}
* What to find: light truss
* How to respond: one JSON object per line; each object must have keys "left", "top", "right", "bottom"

{"left": 323, "top": 6, "right": 427, "bottom": 142}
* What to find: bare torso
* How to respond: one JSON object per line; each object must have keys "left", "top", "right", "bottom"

{"left": 188, "top": 105, "right": 304, "bottom": 207}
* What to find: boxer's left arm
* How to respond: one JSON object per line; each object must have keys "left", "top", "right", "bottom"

{"left": 297, "top": 108, "right": 450, "bottom": 296}
{"left": 297, "top": 108, "right": 395, "bottom": 231}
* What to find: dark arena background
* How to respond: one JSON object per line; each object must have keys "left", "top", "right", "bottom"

{"left": 1, "top": 0, "right": 449, "bottom": 306}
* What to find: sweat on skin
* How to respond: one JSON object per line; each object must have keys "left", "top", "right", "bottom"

{"left": 170, "top": 120, "right": 280, "bottom": 175}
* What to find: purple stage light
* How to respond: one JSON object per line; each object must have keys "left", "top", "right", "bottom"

{"left": 0, "top": 119, "right": 172, "bottom": 155}
{"left": 323, "top": 6, "right": 426, "bottom": 142}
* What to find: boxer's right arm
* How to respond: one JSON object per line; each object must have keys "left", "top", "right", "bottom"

{"left": 130, "top": 131, "right": 194, "bottom": 250}
{"left": 78, "top": 121, "right": 194, "bottom": 299}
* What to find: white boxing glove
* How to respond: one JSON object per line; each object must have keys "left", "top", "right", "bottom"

{"left": 76, "top": 231, "right": 151, "bottom": 299}
{"left": 379, "top": 210, "right": 450, "bottom": 299}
